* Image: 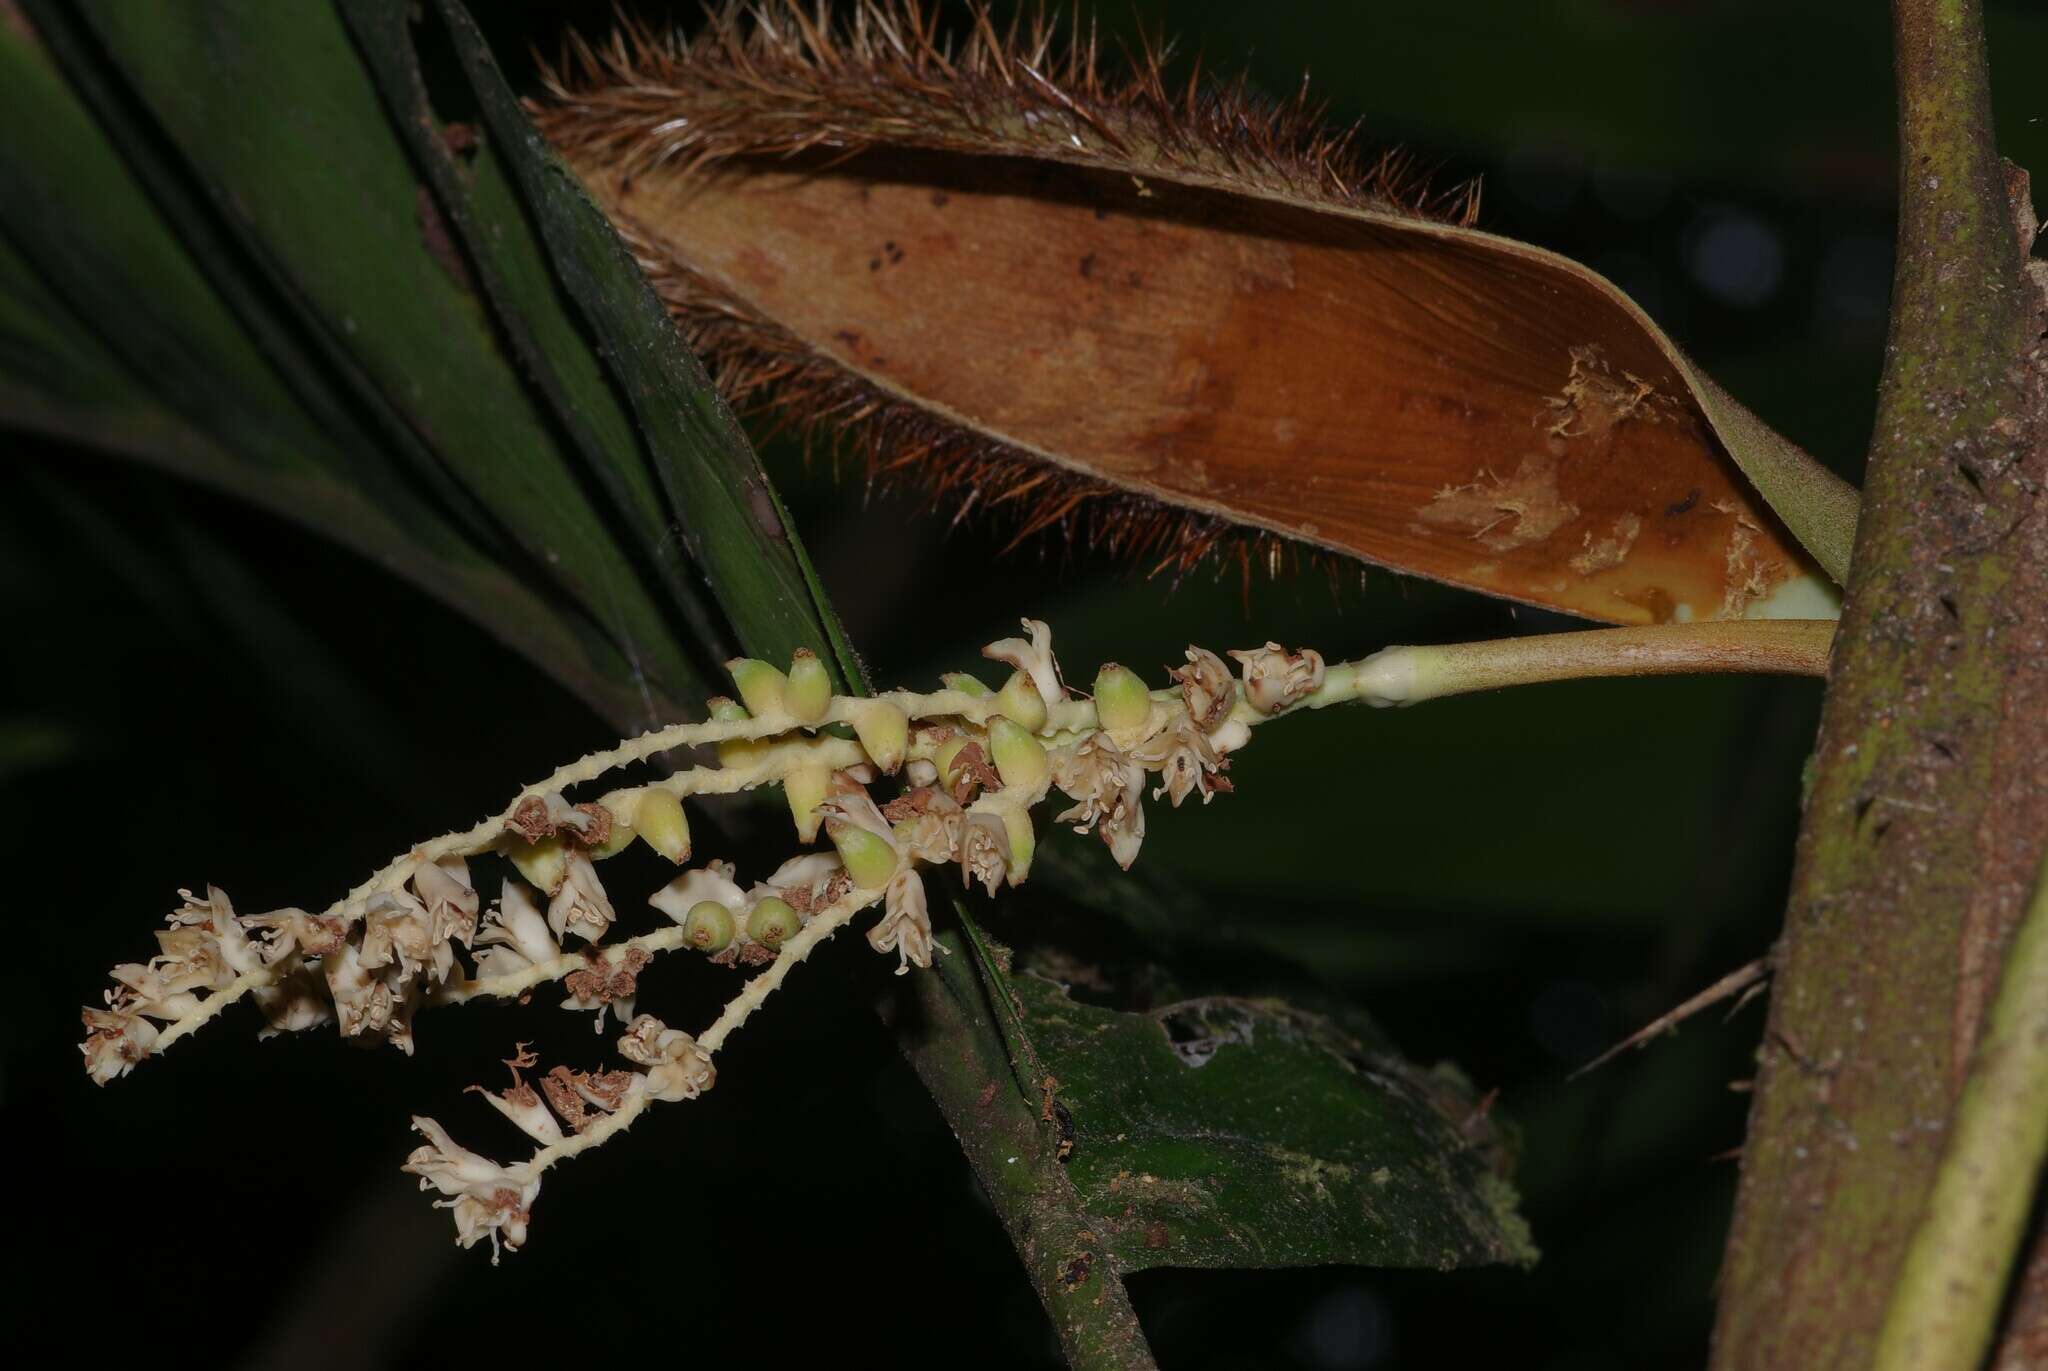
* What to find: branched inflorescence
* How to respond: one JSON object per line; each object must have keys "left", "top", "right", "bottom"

{"left": 82, "top": 620, "right": 1355, "bottom": 1259}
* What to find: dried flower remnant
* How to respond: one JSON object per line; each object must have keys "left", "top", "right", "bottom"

{"left": 79, "top": 616, "right": 1831, "bottom": 1253}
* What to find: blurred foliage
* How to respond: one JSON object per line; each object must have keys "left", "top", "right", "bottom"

{"left": 7, "top": 1, "right": 2047, "bottom": 1368}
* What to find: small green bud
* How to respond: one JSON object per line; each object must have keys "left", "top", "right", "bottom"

{"left": 725, "top": 657, "right": 788, "bottom": 717}
{"left": 683, "top": 899, "right": 736, "bottom": 953}
{"left": 634, "top": 789, "right": 692, "bottom": 863}
{"left": 1093, "top": 662, "right": 1151, "bottom": 733}
{"left": 940, "top": 671, "right": 992, "bottom": 697}
{"left": 1000, "top": 806, "right": 1037, "bottom": 885}
{"left": 784, "top": 764, "right": 830, "bottom": 843}
{"left": 988, "top": 717, "right": 1049, "bottom": 793}
{"left": 709, "top": 695, "right": 765, "bottom": 768}
{"left": 785, "top": 649, "right": 832, "bottom": 724}
{"left": 747, "top": 896, "right": 801, "bottom": 948}
{"left": 830, "top": 823, "right": 899, "bottom": 890}
{"left": 851, "top": 699, "right": 909, "bottom": 773}
{"left": 508, "top": 835, "right": 568, "bottom": 894}
{"left": 995, "top": 669, "right": 1048, "bottom": 732}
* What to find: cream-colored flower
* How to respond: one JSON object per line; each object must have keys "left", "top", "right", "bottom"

{"left": 167, "top": 886, "right": 264, "bottom": 976}
{"left": 324, "top": 939, "right": 420, "bottom": 1052}
{"left": 957, "top": 812, "right": 1011, "bottom": 896}
{"left": 546, "top": 851, "right": 616, "bottom": 945}
{"left": 473, "top": 881, "right": 561, "bottom": 978}
{"left": 361, "top": 889, "right": 450, "bottom": 983}
{"left": 1133, "top": 719, "right": 1233, "bottom": 808}
{"left": 982, "top": 617, "right": 1064, "bottom": 713}
{"left": 241, "top": 908, "right": 346, "bottom": 964}
{"left": 762, "top": 852, "right": 848, "bottom": 915}
{"left": 1229, "top": 641, "right": 1325, "bottom": 714}
{"left": 470, "top": 1048, "right": 563, "bottom": 1146}
{"left": 617, "top": 1015, "right": 716, "bottom": 1102}
{"left": 254, "top": 967, "right": 335, "bottom": 1038}
{"left": 868, "top": 868, "right": 938, "bottom": 973}
{"left": 1171, "top": 646, "right": 1236, "bottom": 731}
{"left": 1050, "top": 733, "right": 1148, "bottom": 869}
{"left": 80, "top": 1006, "right": 158, "bottom": 1084}
{"left": 882, "top": 786, "right": 963, "bottom": 864}
{"left": 414, "top": 856, "right": 479, "bottom": 948}
{"left": 403, "top": 1116, "right": 540, "bottom": 1262}
{"left": 648, "top": 859, "right": 747, "bottom": 926}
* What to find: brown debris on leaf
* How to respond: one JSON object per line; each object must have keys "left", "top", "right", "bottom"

{"left": 536, "top": 0, "right": 1839, "bottom": 622}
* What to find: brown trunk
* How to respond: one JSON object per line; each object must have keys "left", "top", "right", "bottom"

{"left": 1710, "top": 2, "right": 2048, "bottom": 1365}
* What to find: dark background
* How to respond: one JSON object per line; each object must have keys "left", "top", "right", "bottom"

{"left": 7, "top": 2, "right": 2047, "bottom": 1367}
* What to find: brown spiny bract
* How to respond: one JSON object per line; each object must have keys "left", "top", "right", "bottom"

{"left": 532, "top": 0, "right": 1471, "bottom": 582}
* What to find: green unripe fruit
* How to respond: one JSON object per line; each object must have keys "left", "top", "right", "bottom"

{"left": 746, "top": 897, "right": 801, "bottom": 948}
{"left": 784, "top": 764, "right": 830, "bottom": 842}
{"left": 851, "top": 700, "right": 909, "bottom": 773}
{"left": 709, "top": 695, "right": 765, "bottom": 768}
{"left": 507, "top": 835, "right": 568, "bottom": 894}
{"left": 995, "top": 670, "right": 1048, "bottom": 732}
{"left": 633, "top": 789, "right": 692, "bottom": 863}
{"left": 785, "top": 649, "right": 832, "bottom": 724}
{"left": 940, "top": 671, "right": 992, "bottom": 697}
{"left": 830, "top": 824, "right": 899, "bottom": 890}
{"left": 725, "top": 657, "right": 788, "bottom": 717}
{"left": 683, "top": 899, "right": 736, "bottom": 953}
{"left": 1000, "top": 807, "right": 1037, "bottom": 885}
{"left": 988, "top": 717, "right": 1049, "bottom": 793}
{"left": 1092, "top": 663, "right": 1151, "bottom": 733}
{"left": 584, "top": 794, "right": 637, "bottom": 860}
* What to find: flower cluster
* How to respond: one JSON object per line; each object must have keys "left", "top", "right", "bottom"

{"left": 81, "top": 620, "right": 1345, "bottom": 1255}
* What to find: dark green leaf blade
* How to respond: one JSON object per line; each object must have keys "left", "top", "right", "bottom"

{"left": 1013, "top": 972, "right": 1536, "bottom": 1272}
{"left": 417, "top": 0, "right": 864, "bottom": 690}
{"left": 70, "top": 0, "right": 703, "bottom": 714}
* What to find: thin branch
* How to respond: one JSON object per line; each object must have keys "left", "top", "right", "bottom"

{"left": 1320, "top": 620, "right": 1833, "bottom": 708}
{"left": 1874, "top": 845, "right": 2048, "bottom": 1371}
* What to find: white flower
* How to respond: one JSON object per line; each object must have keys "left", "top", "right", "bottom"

{"left": 1132, "top": 720, "right": 1233, "bottom": 808}
{"left": 617, "top": 1015, "right": 716, "bottom": 1102}
{"left": 80, "top": 1007, "right": 158, "bottom": 1084}
{"left": 361, "top": 889, "right": 451, "bottom": 984}
{"left": 867, "top": 868, "right": 938, "bottom": 974}
{"left": 1171, "top": 647, "right": 1237, "bottom": 731}
{"left": 1050, "top": 733, "right": 1147, "bottom": 869}
{"left": 470, "top": 1048, "right": 563, "bottom": 1146}
{"left": 254, "top": 967, "right": 335, "bottom": 1038}
{"left": 403, "top": 1116, "right": 540, "bottom": 1262}
{"left": 762, "top": 852, "right": 848, "bottom": 914}
{"left": 546, "top": 852, "right": 616, "bottom": 945}
{"left": 168, "top": 886, "right": 265, "bottom": 976}
{"left": 957, "top": 812, "right": 1011, "bottom": 896}
{"left": 413, "top": 856, "right": 479, "bottom": 948}
{"left": 881, "top": 787, "right": 963, "bottom": 864}
{"left": 982, "top": 617, "right": 1064, "bottom": 712}
{"left": 648, "top": 860, "right": 746, "bottom": 926}
{"left": 241, "top": 909, "right": 346, "bottom": 964}
{"left": 473, "top": 881, "right": 561, "bottom": 978}
{"left": 323, "top": 940, "right": 420, "bottom": 1053}
{"left": 1229, "top": 642, "right": 1325, "bottom": 714}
